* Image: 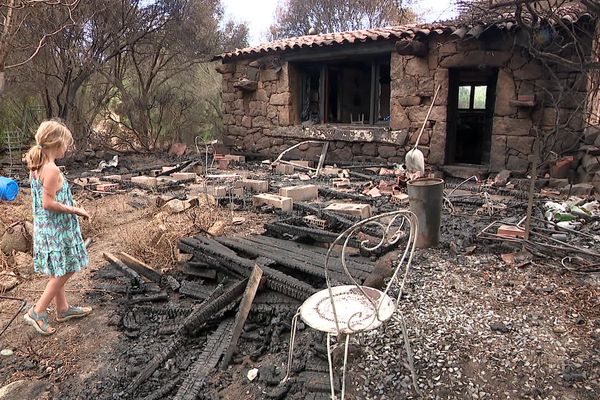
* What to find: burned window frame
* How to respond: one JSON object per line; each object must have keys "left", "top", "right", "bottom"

{"left": 293, "top": 56, "right": 391, "bottom": 126}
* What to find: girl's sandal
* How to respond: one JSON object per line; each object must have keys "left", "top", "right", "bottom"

{"left": 23, "top": 307, "right": 56, "bottom": 336}
{"left": 56, "top": 305, "right": 92, "bottom": 322}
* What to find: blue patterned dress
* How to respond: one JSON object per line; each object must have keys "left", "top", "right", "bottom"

{"left": 31, "top": 175, "right": 88, "bottom": 276}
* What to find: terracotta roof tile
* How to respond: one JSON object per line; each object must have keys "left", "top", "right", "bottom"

{"left": 215, "top": 5, "right": 595, "bottom": 61}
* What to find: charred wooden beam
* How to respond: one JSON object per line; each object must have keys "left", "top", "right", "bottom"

{"left": 135, "top": 305, "right": 193, "bottom": 318}
{"left": 126, "top": 336, "right": 186, "bottom": 393}
{"left": 174, "top": 319, "right": 236, "bottom": 400}
{"left": 117, "top": 252, "right": 162, "bottom": 284}
{"left": 215, "top": 237, "right": 358, "bottom": 284}
{"left": 243, "top": 235, "right": 373, "bottom": 276}
{"left": 103, "top": 252, "right": 143, "bottom": 287}
{"left": 179, "top": 236, "right": 317, "bottom": 301}
{"left": 156, "top": 160, "right": 195, "bottom": 177}
{"left": 141, "top": 378, "right": 181, "bottom": 400}
{"left": 180, "top": 262, "right": 218, "bottom": 280}
{"left": 317, "top": 186, "right": 374, "bottom": 203}
{"left": 178, "top": 280, "right": 214, "bottom": 300}
{"left": 265, "top": 221, "right": 357, "bottom": 246}
{"left": 221, "top": 265, "right": 263, "bottom": 369}
{"left": 395, "top": 40, "right": 428, "bottom": 57}
{"left": 180, "top": 279, "right": 247, "bottom": 335}
{"left": 129, "top": 292, "right": 168, "bottom": 304}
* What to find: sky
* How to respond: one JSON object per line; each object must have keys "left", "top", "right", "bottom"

{"left": 221, "top": 0, "right": 458, "bottom": 46}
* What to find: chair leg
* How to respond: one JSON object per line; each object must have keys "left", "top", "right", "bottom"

{"left": 281, "top": 311, "right": 300, "bottom": 383}
{"left": 326, "top": 332, "right": 337, "bottom": 400}
{"left": 341, "top": 333, "right": 350, "bottom": 400}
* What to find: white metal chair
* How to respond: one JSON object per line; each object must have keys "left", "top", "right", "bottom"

{"left": 282, "top": 210, "right": 420, "bottom": 399}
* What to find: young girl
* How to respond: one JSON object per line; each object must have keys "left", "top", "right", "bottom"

{"left": 23, "top": 120, "right": 92, "bottom": 335}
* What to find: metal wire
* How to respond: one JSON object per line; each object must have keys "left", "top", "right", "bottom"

{"left": 0, "top": 295, "right": 28, "bottom": 337}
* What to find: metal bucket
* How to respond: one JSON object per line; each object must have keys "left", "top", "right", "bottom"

{"left": 407, "top": 177, "right": 444, "bottom": 248}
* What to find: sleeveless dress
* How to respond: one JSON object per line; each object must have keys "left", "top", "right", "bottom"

{"left": 31, "top": 175, "right": 88, "bottom": 276}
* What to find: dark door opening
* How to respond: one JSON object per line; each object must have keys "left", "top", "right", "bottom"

{"left": 446, "top": 69, "right": 498, "bottom": 165}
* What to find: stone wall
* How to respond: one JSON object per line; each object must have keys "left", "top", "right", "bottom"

{"left": 219, "top": 33, "right": 588, "bottom": 171}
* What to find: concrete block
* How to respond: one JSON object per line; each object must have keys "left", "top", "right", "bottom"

{"left": 324, "top": 203, "right": 372, "bottom": 219}
{"left": 150, "top": 169, "right": 162, "bottom": 177}
{"left": 275, "top": 164, "right": 295, "bottom": 175}
{"left": 253, "top": 194, "right": 293, "bottom": 212}
{"left": 332, "top": 178, "right": 351, "bottom": 188}
{"left": 320, "top": 167, "right": 342, "bottom": 176}
{"left": 103, "top": 175, "right": 123, "bottom": 181}
{"left": 235, "top": 179, "right": 269, "bottom": 193}
{"left": 290, "top": 160, "right": 313, "bottom": 168}
{"left": 279, "top": 185, "right": 318, "bottom": 202}
{"left": 209, "top": 186, "right": 228, "bottom": 197}
{"left": 170, "top": 172, "right": 197, "bottom": 181}
{"left": 96, "top": 183, "right": 119, "bottom": 192}
{"left": 131, "top": 176, "right": 158, "bottom": 188}
{"left": 156, "top": 176, "right": 176, "bottom": 184}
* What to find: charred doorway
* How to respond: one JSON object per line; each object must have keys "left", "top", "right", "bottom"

{"left": 446, "top": 69, "right": 498, "bottom": 165}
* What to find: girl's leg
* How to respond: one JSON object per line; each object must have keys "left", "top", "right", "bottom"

{"left": 54, "top": 272, "right": 75, "bottom": 313}
{"left": 33, "top": 273, "right": 73, "bottom": 315}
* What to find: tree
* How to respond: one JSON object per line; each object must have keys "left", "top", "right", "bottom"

{"left": 98, "top": 0, "right": 248, "bottom": 151}
{"left": 0, "top": 0, "right": 79, "bottom": 95}
{"left": 269, "top": 0, "right": 416, "bottom": 40}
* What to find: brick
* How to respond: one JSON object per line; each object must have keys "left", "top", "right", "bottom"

{"left": 170, "top": 172, "right": 197, "bottom": 181}
{"left": 324, "top": 203, "right": 372, "bottom": 219}
{"left": 131, "top": 176, "right": 158, "bottom": 188}
{"left": 497, "top": 224, "right": 525, "bottom": 239}
{"left": 289, "top": 160, "right": 313, "bottom": 168}
{"left": 224, "top": 155, "right": 245, "bottom": 162}
{"left": 217, "top": 158, "right": 230, "bottom": 170}
{"left": 149, "top": 169, "right": 163, "bottom": 177}
{"left": 96, "top": 183, "right": 119, "bottom": 192}
{"left": 275, "top": 164, "right": 295, "bottom": 175}
{"left": 252, "top": 194, "right": 293, "bottom": 213}
{"left": 279, "top": 185, "right": 318, "bottom": 202}
{"left": 235, "top": 179, "right": 269, "bottom": 193}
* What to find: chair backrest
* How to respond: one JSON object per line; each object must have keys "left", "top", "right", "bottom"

{"left": 324, "top": 209, "right": 418, "bottom": 334}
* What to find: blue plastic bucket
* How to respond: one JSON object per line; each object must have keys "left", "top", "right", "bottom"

{"left": 0, "top": 177, "right": 19, "bottom": 201}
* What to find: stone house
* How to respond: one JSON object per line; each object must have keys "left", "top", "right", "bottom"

{"left": 214, "top": 7, "right": 597, "bottom": 174}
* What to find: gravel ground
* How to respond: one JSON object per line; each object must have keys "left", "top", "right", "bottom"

{"left": 351, "top": 247, "right": 600, "bottom": 400}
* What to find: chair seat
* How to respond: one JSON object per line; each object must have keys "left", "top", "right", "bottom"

{"left": 299, "top": 285, "right": 395, "bottom": 334}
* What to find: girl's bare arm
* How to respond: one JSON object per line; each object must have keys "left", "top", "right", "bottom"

{"left": 41, "top": 166, "right": 87, "bottom": 217}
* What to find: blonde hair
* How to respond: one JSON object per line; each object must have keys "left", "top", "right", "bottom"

{"left": 25, "top": 119, "right": 74, "bottom": 171}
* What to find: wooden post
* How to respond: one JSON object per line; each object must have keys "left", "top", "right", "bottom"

{"left": 220, "top": 265, "right": 263, "bottom": 369}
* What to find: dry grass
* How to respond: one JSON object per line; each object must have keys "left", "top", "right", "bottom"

{"left": 121, "top": 205, "right": 237, "bottom": 271}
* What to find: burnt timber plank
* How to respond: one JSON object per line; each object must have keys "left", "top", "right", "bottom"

{"left": 117, "top": 252, "right": 162, "bottom": 283}
{"left": 174, "top": 318, "right": 235, "bottom": 400}
{"left": 243, "top": 235, "right": 373, "bottom": 275}
{"left": 103, "top": 252, "right": 143, "bottom": 287}
{"left": 178, "top": 280, "right": 213, "bottom": 300}
{"left": 220, "top": 265, "right": 263, "bottom": 369}
{"left": 265, "top": 221, "right": 349, "bottom": 245}
{"left": 126, "top": 336, "right": 186, "bottom": 393}
{"left": 179, "top": 237, "right": 317, "bottom": 301}
{"left": 215, "top": 237, "right": 359, "bottom": 284}
{"left": 180, "top": 279, "right": 247, "bottom": 335}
